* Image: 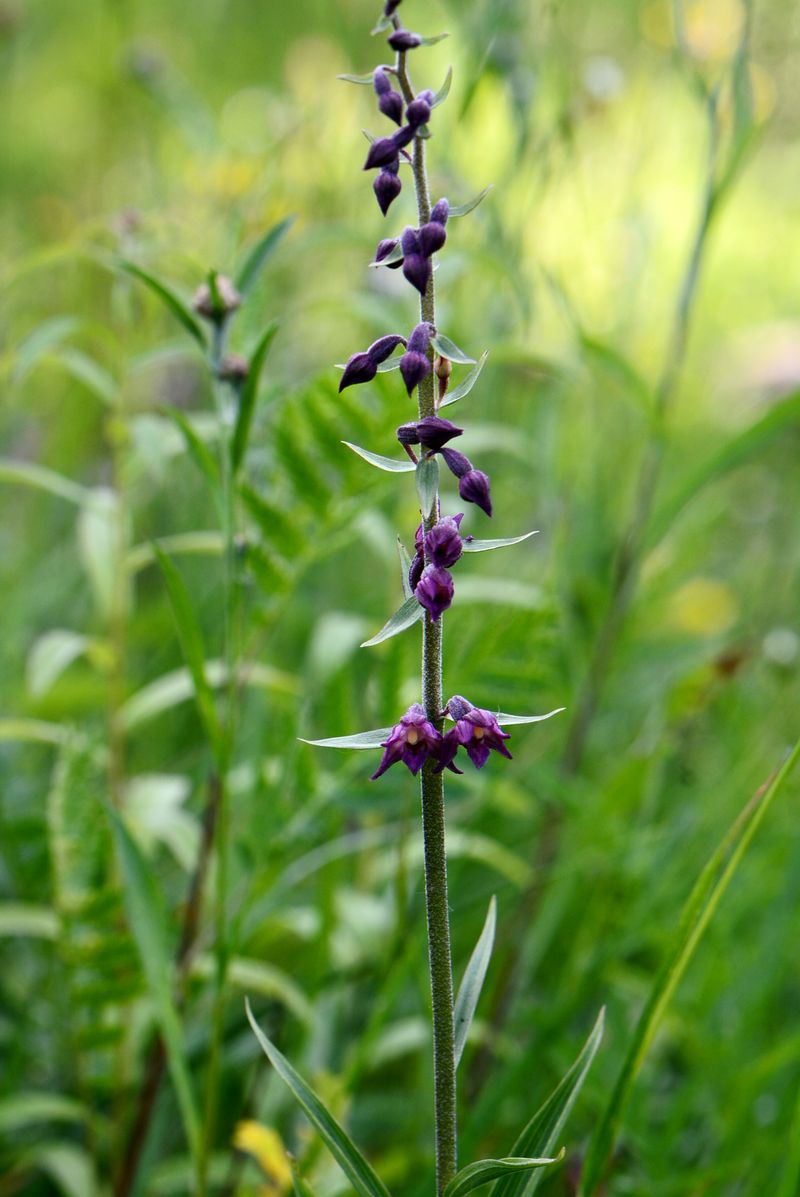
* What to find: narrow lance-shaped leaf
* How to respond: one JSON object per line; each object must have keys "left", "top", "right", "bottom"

{"left": 235, "top": 217, "right": 294, "bottom": 296}
{"left": 579, "top": 739, "right": 800, "bottom": 1197}
{"left": 454, "top": 896, "right": 496, "bottom": 1065}
{"left": 109, "top": 808, "right": 200, "bottom": 1164}
{"left": 343, "top": 442, "right": 416, "bottom": 474}
{"left": 337, "top": 71, "right": 378, "bottom": 85}
{"left": 397, "top": 536, "right": 413, "bottom": 599}
{"left": 153, "top": 544, "right": 222, "bottom": 763}
{"left": 416, "top": 455, "right": 439, "bottom": 518}
{"left": 300, "top": 727, "right": 394, "bottom": 750}
{"left": 439, "top": 352, "right": 489, "bottom": 408}
{"left": 431, "top": 65, "right": 453, "bottom": 107}
{"left": 245, "top": 1000, "right": 392, "bottom": 1197}
{"left": 231, "top": 320, "right": 279, "bottom": 473}
{"left": 420, "top": 32, "right": 449, "bottom": 46}
{"left": 160, "top": 407, "right": 220, "bottom": 494}
{"left": 447, "top": 1155, "right": 564, "bottom": 1197}
{"left": 431, "top": 333, "right": 476, "bottom": 365}
{"left": 371, "top": 13, "right": 392, "bottom": 34}
{"left": 361, "top": 595, "right": 424, "bottom": 648}
{"left": 119, "top": 260, "right": 206, "bottom": 348}
{"left": 491, "top": 1008, "right": 605, "bottom": 1197}
{"left": 462, "top": 531, "right": 538, "bottom": 553}
{"left": 493, "top": 708, "right": 565, "bottom": 727}
{"left": 449, "top": 186, "right": 493, "bottom": 218}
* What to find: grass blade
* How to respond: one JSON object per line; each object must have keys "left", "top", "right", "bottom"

{"left": 235, "top": 218, "right": 294, "bottom": 296}
{"left": 579, "top": 738, "right": 800, "bottom": 1197}
{"left": 454, "top": 896, "right": 496, "bottom": 1065}
{"left": 245, "top": 1000, "right": 392, "bottom": 1197}
{"left": 231, "top": 320, "right": 279, "bottom": 473}
{"left": 119, "top": 260, "right": 206, "bottom": 348}
{"left": 447, "top": 1155, "right": 562, "bottom": 1197}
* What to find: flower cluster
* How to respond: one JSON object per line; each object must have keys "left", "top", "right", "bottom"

{"left": 371, "top": 696, "right": 512, "bottom": 780}
{"left": 407, "top": 513, "right": 462, "bottom": 620}
{"left": 364, "top": 68, "right": 435, "bottom": 216}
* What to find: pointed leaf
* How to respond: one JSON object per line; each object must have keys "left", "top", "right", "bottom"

{"left": 235, "top": 217, "right": 294, "bottom": 296}
{"left": 454, "top": 896, "right": 496, "bottom": 1065}
{"left": 231, "top": 320, "right": 279, "bottom": 472}
{"left": 447, "top": 1156, "right": 563, "bottom": 1197}
{"left": 449, "top": 186, "right": 493, "bottom": 218}
{"left": 119, "top": 261, "right": 206, "bottom": 348}
{"left": 580, "top": 739, "right": 800, "bottom": 1197}
{"left": 462, "top": 531, "right": 538, "bottom": 553}
{"left": 416, "top": 455, "right": 439, "bottom": 517}
{"left": 440, "top": 352, "right": 489, "bottom": 408}
{"left": 431, "top": 334, "right": 476, "bottom": 365}
{"left": 420, "top": 32, "right": 449, "bottom": 46}
{"left": 245, "top": 1000, "right": 392, "bottom": 1197}
{"left": 160, "top": 407, "right": 220, "bottom": 490}
{"left": 343, "top": 442, "right": 416, "bottom": 473}
{"left": 361, "top": 595, "right": 423, "bottom": 647}
{"left": 398, "top": 537, "right": 413, "bottom": 599}
{"left": 153, "top": 544, "right": 222, "bottom": 761}
{"left": 109, "top": 808, "right": 200, "bottom": 1162}
{"left": 300, "top": 727, "right": 394, "bottom": 750}
{"left": 371, "top": 13, "right": 392, "bottom": 34}
{"left": 492, "top": 1009, "right": 605, "bottom": 1197}
{"left": 493, "top": 708, "right": 565, "bottom": 727}
{"left": 432, "top": 66, "right": 453, "bottom": 107}
{"left": 0, "top": 458, "right": 89, "bottom": 506}
{"left": 337, "top": 72, "right": 377, "bottom": 85}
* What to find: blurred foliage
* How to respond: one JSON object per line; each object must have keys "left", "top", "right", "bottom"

{"left": 2, "top": 0, "right": 800, "bottom": 1194}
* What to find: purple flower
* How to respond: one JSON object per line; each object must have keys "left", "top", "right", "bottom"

{"left": 339, "top": 334, "right": 406, "bottom": 391}
{"left": 375, "top": 237, "right": 402, "bottom": 268}
{"left": 420, "top": 416, "right": 464, "bottom": 451}
{"left": 458, "top": 469, "right": 492, "bottom": 517}
{"left": 371, "top": 703, "right": 442, "bottom": 780}
{"left": 384, "top": 0, "right": 403, "bottom": 14}
{"left": 393, "top": 123, "right": 416, "bottom": 150}
{"left": 388, "top": 29, "right": 422, "bottom": 50}
{"left": 415, "top": 564, "right": 454, "bottom": 620}
{"left": 364, "top": 137, "right": 401, "bottom": 170}
{"left": 407, "top": 321, "right": 434, "bottom": 354}
{"left": 401, "top": 227, "right": 431, "bottom": 296}
{"left": 431, "top": 197, "right": 449, "bottom": 225}
{"left": 408, "top": 550, "right": 424, "bottom": 591}
{"left": 373, "top": 68, "right": 403, "bottom": 124}
{"left": 400, "top": 351, "right": 431, "bottom": 395}
{"left": 419, "top": 220, "right": 447, "bottom": 256}
{"left": 435, "top": 696, "right": 512, "bottom": 771}
{"left": 425, "top": 515, "right": 464, "bottom": 568}
{"left": 405, "top": 96, "right": 432, "bottom": 128}
{"left": 440, "top": 447, "right": 473, "bottom": 478}
{"left": 374, "top": 169, "right": 402, "bottom": 215}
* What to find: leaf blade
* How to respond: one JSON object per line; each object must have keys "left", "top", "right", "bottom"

{"left": 361, "top": 595, "right": 424, "bottom": 647}
{"left": 231, "top": 320, "right": 279, "bottom": 473}
{"left": 449, "top": 186, "right": 493, "bottom": 218}
{"left": 462, "top": 531, "right": 538, "bottom": 553}
{"left": 235, "top": 217, "right": 294, "bottom": 296}
{"left": 448, "top": 1156, "right": 563, "bottom": 1197}
{"left": 343, "top": 442, "right": 417, "bottom": 473}
{"left": 416, "top": 455, "right": 439, "bottom": 518}
{"left": 300, "top": 727, "right": 394, "bottom": 750}
{"left": 431, "top": 333, "right": 476, "bottom": 365}
{"left": 493, "top": 708, "right": 565, "bottom": 727}
{"left": 119, "top": 260, "right": 206, "bottom": 348}
{"left": 454, "top": 896, "right": 496, "bottom": 1065}
{"left": 440, "top": 352, "right": 489, "bottom": 408}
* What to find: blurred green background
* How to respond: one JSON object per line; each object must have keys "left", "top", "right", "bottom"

{"left": 2, "top": 0, "right": 800, "bottom": 1194}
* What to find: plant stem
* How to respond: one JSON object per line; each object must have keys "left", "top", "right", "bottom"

{"left": 397, "top": 40, "right": 458, "bottom": 1195}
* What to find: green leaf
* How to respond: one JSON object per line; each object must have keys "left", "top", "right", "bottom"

{"left": 119, "top": 260, "right": 206, "bottom": 348}
{"left": 416, "top": 455, "right": 439, "bottom": 518}
{"left": 235, "top": 217, "right": 294, "bottom": 296}
{"left": 109, "top": 807, "right": 200, "bottom": 1164}
{"left": 493, "top": 708, "right": 565, "bottom": 727}
{"left": 27, "top": 629, "right": 91, "bottom": 698}
{"left": 431, "top": 333, "right": 476, "bottom": 365}
{"left": 160, "top": 407, "right": 220, "bottom": 491}
{"left": 371, "top": 13, "right": 392, "bottom": 34}
{"left": 0, "top": 719, "right": 66, "bottom": 746}
{"left": 580, "top": 738, "right": 800, "bottom": 1197}
{"left": 153, "top": 544, "right": 222, "bottom": 762}
{"left": 53, "top": 347, "right": 118, "bottom": 406}
{"left": 420, "top": 32, "right": 449, "bottom": 46}
{"left": 448, "top": 1156, "right": 562, "bottom": 1197}
{"left": 23, "top": 1142, "right": 97, "bottom": 1197}
{"left": 191, "top": 955, "right": 315, "bottom": 1027}
{"left": 13, "top": 315, "right": 81, "bottom": 383}
{"left": 397, "top": 536, "right": 413, "bottom": 599}
{"left": 77, "top": 488, "right": 120, "bottom": 621}
{"left": 343, "top": 441, "right": 416, "bottom": 473}
{"left": 0, "top": 1093, "right": 86, "bottom": 1133}
{"left": 126, "top": 531, "right": 224, "bottom": 576}
{"left": 231, "top": 320, "right": 279, "bottom": 472}
{"left": 440, "top": 352, "right": 489, "bottom": 408}
{"left": 0, "top": 902, "right": 59, "bottom": 939}
{"left": 462, "top": 531, "right": 538, "bottom": 553}
{"left": 245, "top": 999, "right": 392, "bottom": 1197}
{"left": 454, "top": 896, "right": 496, "bottom": 1065}
{"left": 119, "top": 661, "right": 298, "bottom": 731}
{"left": 449, "top": 186, "right": 493, "bottom": 218}
{"left": 337, "top": 71, "right": 377, "bottom": 85}
{"left": 361, "top": 595, "right": 424, "bottom": 647}
{"left": 300, "top": 727, "right": 394, "bottom": 750}
{"left": 0, "top": 458, "right": 89, "bottom": 506}
{"left": 432, "top": 65, "right": 453, "bottom": 107}
{"left": 492, "top": 1009, "right": 605, "bottom": 1197}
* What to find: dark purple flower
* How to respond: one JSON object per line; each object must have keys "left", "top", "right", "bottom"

{"left": 364, "top": 137, "right": 401, "bottom": 170}
{"left": 403, "top": 254, "right": 431, "bottom": 295}
{"left": 419, "top": 220, "right": 447, "bottom": 256}
{"left": 400, "top": 351, "right": 430, "bottom": 394}
{"left": 373, "top": 67, "right": 391, "bottom": 95}
{"left": 425, "top": 515, "right": 463, "bottom": 568}
{"left": 374, "top": 169, "right": 402, "bottom": 215}
{"left": 371, "top": 702, "right": 442, "bottom": 779}
{"left": 408, "top": 551, "right": 424, "bottom": 591}
{"left": 384, "top": 0, "right": 403, "bottom": 14}
{"left": 440, "top": 447, "right": 473, "bottom": 478}
{"left": 375, "top": 237, "right": 402, "bottom": 268}
{"left": 405, "top": 97, "right": 432, "bottom": 128}
{"left": 388, "top": 29, "right": 422, "bottom": 50}
{"left": 458, "top": 469, "right": 492, "bottom": 517}
{"left": 373, "top": 70, "right": 404, "bottom": 124}
{"left": 414, "top": 522, "right": 424, "bottom": 553}
{"left": 434, "top": 696, "right": 512, "bottom": 771}
{"left": 415, "top": 564, "right": 454, "bottom": 620}
{"left": 431, "top": 197, "right": 449, "bottom": 225}
{"left": 370, "top": 333, "right": 407, "bottom": 364}
{"left": 393, "top": 123, "right": 416, "bottom": 150}
{"left": 339, "top": 334, "right": 405, "bottom": 391}
{"left": 416, "top": 416, "right": 462, "bottom": 450}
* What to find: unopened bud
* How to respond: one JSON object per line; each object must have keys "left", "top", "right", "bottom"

{"left": 405, "top": 97, "right": 431, "bottom": 128}
{"left": 419, "top": 220, "right": 447, "bottom": 256}
{"left": 388, "top": 29, "right": 422, "bottom": 51}
{"left": 374, "top": 169, "right": 402, "bottom": 215}
{"left": 192, "top": 275, "right": 241, "bottom": 323}
{"left": 218, "top": 353, "right": 249, "bottom": 385}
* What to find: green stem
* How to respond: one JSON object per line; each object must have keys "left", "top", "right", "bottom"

{"left": 397, "top": 41, "right": 458, "bottom": 1195}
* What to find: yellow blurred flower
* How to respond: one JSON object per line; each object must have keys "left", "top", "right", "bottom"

{"left": 666, "top": 577, "right": 738, "bottom": 635}
{"left": 233, "top": 1121, "right": 293, "bottom": 1192}
{"left": 641, "top": 0, "right": 744, "bottom": 61}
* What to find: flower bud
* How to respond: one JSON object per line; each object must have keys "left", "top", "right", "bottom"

{"left": 396, "top": 422, "right": 420, "bottom": 445}
{"left": 440, "top": 447, "right": 473, "bottom": 478}
{"left": 399, "top": 350, "right": 430, "bottom": 395}
{"left": 373, "top": 67, "right": 391, "bottom": 95}
{"left": 379, "top": 90, "right": 404, "bottom": 124}
{"left": 393, "top": 123, "right": 416, "bottom": 150}
{"left": 384, "top": 0, "right": 402, "bottom": 12}
{"left": 458, "top": 468, "right": 493, "bottom": 517}
{"left": 218, "top": 353, "right": 249, "bottom": 385}
{"left": 192, "top": 275, "right": 242, "bottom": 323}
{"left": 402, "top": 253, "right": 431, "bottom": 296}
{"left": 373, "top": 169, "right": 402, "bottom": 215}
{"left": 419, "top": 220, "right": 447, "bottom": 256}
{"left": 339, "top": 334, "right": 405, "bottom": 391}
{"left": 416, "top": 416, "right": 462, "bottom": 450}
{"left": 415, "top": 564, "right": 454, "bottom": 621}
{"left": 375, "top": 237, "right": 403, "bottom": 268}
{"left": 364, "top": 137, "right": 401, "bottom": 170}
{"left": 425, "top": 516, "right": 464, "bottom": 568}
{"left": 408, "top": 551, "right": 424, "bottom": 592}
{"left": 405, "top": 96, "right": 432, "bottom": 128}
{"left": 368, "top": 333, "right": 406, "bottom": 365}
{"left": 431, "top": 197, "right": 449, "bottom": 225}
{"left": 388, "top": 29, "right": 422, "bottom": 50}
{"left": 407, "top": 321, "right": 434, "bottom": 354}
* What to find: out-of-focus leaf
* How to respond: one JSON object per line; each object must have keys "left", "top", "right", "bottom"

{"left": 12, "top": 316, "right": 81, "bottom": 383}
{"left": 420, "top": 32, "right": 449, "bottom": 46}
{"left": 246, "top": 1000, "right": 392, "bottom": 1197}
{"left": 235, "top": 217, "right": 294, "bottom": 296}
{"left": 0, "top": 1094, "right": 86, "bottom": 1133}
{"left": 361, "top": 595, "right": 424, "bottom": 647}
{"left": 191, "top": 955, "right": 314, "bottom": 1026}
{"left": 431, "top": 65, "right": 453, "bottom": 107}
{"left": 431, "top": 334, "right": 476, "bottom": 365}
{"left": 337, "top": 72, "right": 377, "bottom": 85}
{"left": 448, "top": 187, "right": 492, "bottom": 218}
{"left": 0, "top": 903, "right": 58, "bottom": 939}
{"left": 119, "top": 660, "right": 298, "bottom": 731}
{"left": 454, "top": 896, "right": 496, "bottom": 1065}
{"left": 160, "top": 407, "right": 220, "bottom": 490}
{"left": 440, "top": 352, "right": 489, "bottom": 408}
{"left": 0, "top": 719, "right": 66, "bottom": 745}
{"left": 301, "top": 727, "right": 393, "bottom": 750}
{"left": 53, "top": 347, "right": 118, "bottom": 406}
{"left": 27, "top": 630, "right": 91, "bottom": 697}
{"left": 231, "top": 320, "right": 279, "bottom": 472}
{"left": 0, "top": 458, "right": 88, "bottom": 505}
{"left": 77, "top": 488, "right": 120, "bottom": 620}
{"left": 462, "top": 531, "right": 537, "bottom": 553}
{"left": 448, "top": 1156, "right": 562, "bottom": 1197}
{"left": 23, "top": 1142, "right": 97, "bottom": 1197}
{"left": 398, "top": 536, "right": 413, "bottom": 599}
{"left": 343, "top": 442, "right": 416, "bottom": 473}
{"left": 126, "top": 531, "right": 223, "bottom": 575}
{"left": 416, "top": 455, "right": 439, "bottom": 517}
{"left": 120, "top": 260, "right": 206, "bottom": 348}
{"left": 580, "top": 738, "right": 800, "bottom": 1197}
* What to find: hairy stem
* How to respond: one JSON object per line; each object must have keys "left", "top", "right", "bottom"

{"left": 397, "top": 40, "right": 458, "bottom": 1194}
